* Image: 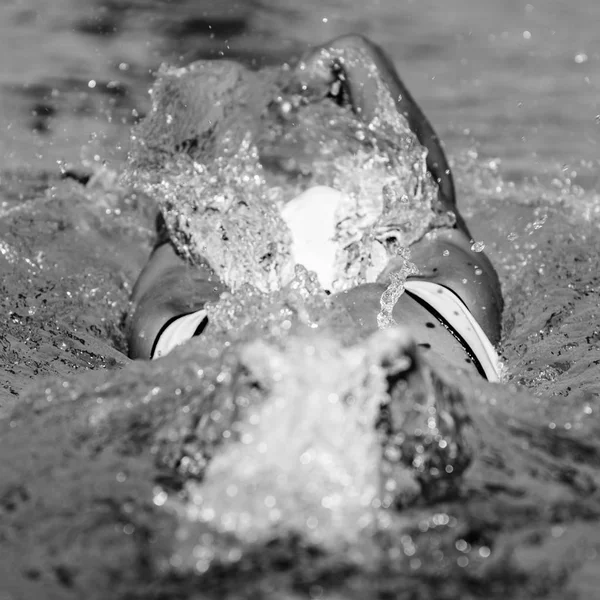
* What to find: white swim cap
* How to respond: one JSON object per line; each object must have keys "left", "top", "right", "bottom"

{"left": 280, "top": 185, "right": 344, "bottom": 290}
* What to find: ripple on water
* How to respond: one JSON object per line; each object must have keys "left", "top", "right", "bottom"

{"left": 5, "top": 34, "right": 600, "bottom": 600}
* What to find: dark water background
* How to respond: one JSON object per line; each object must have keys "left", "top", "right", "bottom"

{"left": 3, "top": 0, "right": 600, "bottom": 598}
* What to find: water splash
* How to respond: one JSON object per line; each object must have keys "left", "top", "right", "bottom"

{"left": 125, "top": 54, "right": 454, "bottom": 295}
{"left": 377, "top": 248, "right": 419, "bottom": 329}
{"left": 174, "top": 331, "right": 387, "bottom": 555}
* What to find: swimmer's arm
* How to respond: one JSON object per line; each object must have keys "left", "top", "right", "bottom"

{"left": 299, "top": 36, "right": 502, "bottom": 342}
{"left": 298, "top": 34, "right": 464, "bottom": 230}
{"left": 127, "top": 242, "right": 225, "bottom": 359}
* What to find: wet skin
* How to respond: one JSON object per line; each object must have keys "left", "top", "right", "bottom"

{"left": 127, "top": 35, "right": 503, "bottom": 373}
{"left": 128, "top": 239, "right": 493, "bottom": 377}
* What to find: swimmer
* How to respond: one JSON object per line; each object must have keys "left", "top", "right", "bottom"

{"left": 127, "top": 34, "right": 503, "bottom": 381}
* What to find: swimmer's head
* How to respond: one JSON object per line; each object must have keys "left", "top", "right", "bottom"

{"left": 280, "top": 185, "right": 391, "bottom": 292}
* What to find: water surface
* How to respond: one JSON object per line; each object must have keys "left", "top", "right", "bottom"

{"left": 2, "top": 1, "right": 600, "bottom": 598}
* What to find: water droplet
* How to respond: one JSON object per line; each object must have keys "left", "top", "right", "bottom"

{"left": 410, "top": 558, "right": 422, "bottom": 570}
{"left": 471, "top": 241, "right": 485, "bottom": 252}
{"left": 280, "top": 101, "right": 292, "bottom": 115}
{"left": 153, "top": 488, "right": 168, "bottom": 506}
{"left": 551, "top": 525, "right": 565, "bottom": 537}
{"left": 574, "top": 52, "right": 588, "bottom": 64}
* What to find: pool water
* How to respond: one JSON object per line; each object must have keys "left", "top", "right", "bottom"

{"left": 2, "top": 0, "right": 600, "bottom": 598}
